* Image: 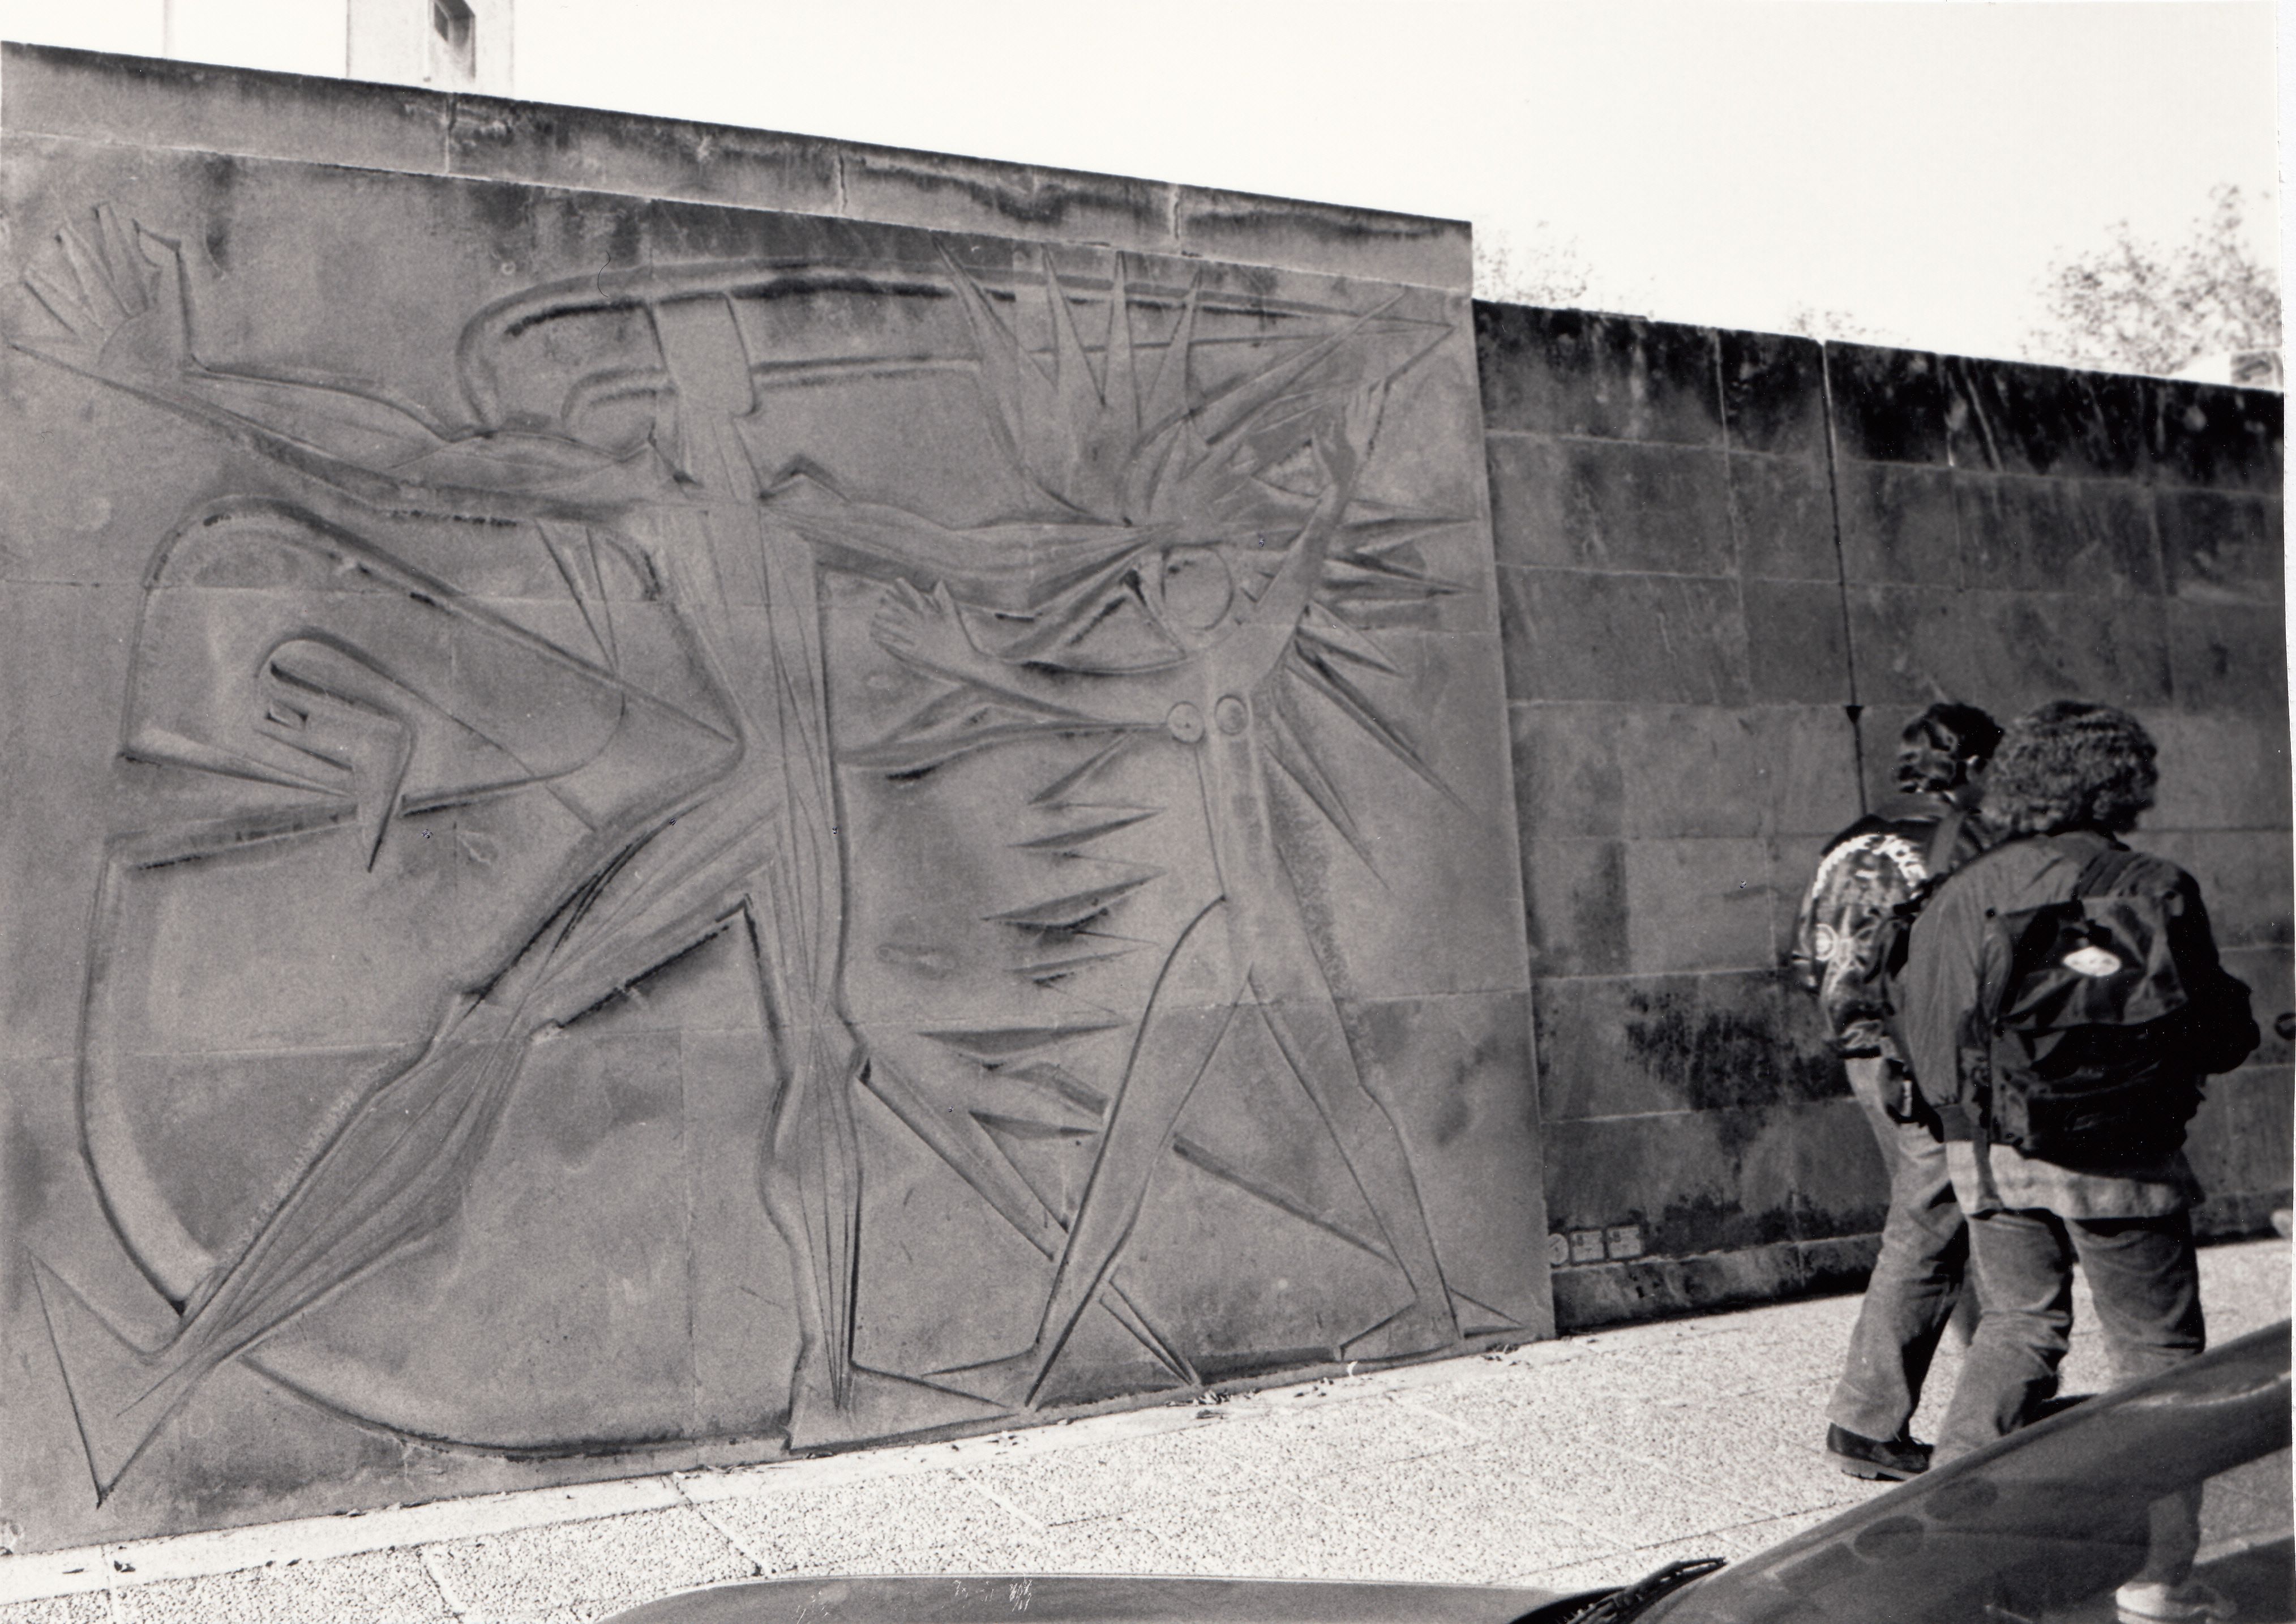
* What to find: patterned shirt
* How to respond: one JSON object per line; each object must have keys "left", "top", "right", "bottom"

{"left": 1793, "top": 807, "right": 1993, "bottom": 1059}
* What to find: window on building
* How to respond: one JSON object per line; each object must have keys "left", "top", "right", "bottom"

{"left": 430, "top": 0, "right": 477, "bottom": 85}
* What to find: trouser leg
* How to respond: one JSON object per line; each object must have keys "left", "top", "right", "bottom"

{"left": 1827, "top": 1055, "right": 1970, "bottom": 1441}
{"left": 2068, "top": 1212, "right": 2206, "bottom": 1386}
{"left": 1936, "top": 1206, "right": 2074, "bottom": 1463}
{"left": 2069, "top": 1213, "right": 2208, "bottom": 1588}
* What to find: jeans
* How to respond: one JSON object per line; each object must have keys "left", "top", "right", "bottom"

{"left": 1936, "top": 1206, "right": 2204, "bottom": 1464}
{"left": 1827, "top": 1055, "right": 1976, "bottom": 1442}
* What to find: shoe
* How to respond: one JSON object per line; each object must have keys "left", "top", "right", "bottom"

{"left": 1824, "top": 1423, "right": 1931, "bottom": 1480}
{"left": 2115, "top": 1580, "right": 2236, "bottom": 1622}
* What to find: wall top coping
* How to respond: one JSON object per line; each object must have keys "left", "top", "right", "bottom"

{"left": 0, "top": 42, "right": 1472, "bottom": 291}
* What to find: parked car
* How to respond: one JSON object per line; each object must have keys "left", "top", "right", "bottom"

{"left": 604, "top": 1322, "right": 2292, "bottom": 1624}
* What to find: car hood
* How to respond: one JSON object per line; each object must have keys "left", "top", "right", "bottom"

{"left": 606, "top": 1574, "right": 1573, "bottom": 1624}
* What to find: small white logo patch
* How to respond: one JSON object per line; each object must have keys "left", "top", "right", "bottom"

{"left": 2063, "top": 946, "right": 2123, "bottom": 978}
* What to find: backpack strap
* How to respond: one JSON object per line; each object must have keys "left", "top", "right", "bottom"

{"left": 2068, "top": 839, "right": 2141, "bottom": 899}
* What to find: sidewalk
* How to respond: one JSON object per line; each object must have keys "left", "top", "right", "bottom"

{"left": 4, "top": 1238, "right": 2286, "bottom": 1624}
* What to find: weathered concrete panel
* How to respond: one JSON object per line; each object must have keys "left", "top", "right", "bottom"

{"left": 1835, "top": 461, "right": 1963, "bottom": 587}
{"left": 1173, "top": 191, "right": 1473, "bottom": 293}
{"left": 1530, "top": 970, "right": 1836, "bottom": 1123}
{"left": 0, "top": 43, "right": 453, "bottom": 174}
{"left": 0, "top": 48, "right": 1539, "bottom": 1550}
{"left": 2168, "top": 600, "right": 2290, "bottom": 711}
{"left": 443, "top": 94, "right": 847, "bottom": 216}
{"left": 1484, "top": 293, "right": 2288, "bottom": 1331}
{"left": 1497, "top": 567, "right": 1749, "bottom": 705}
{"left": 1824, "top": 344, "right": 1951, "bottom": 466}
{"left": 1474, "top": 305, "right": 1723, "bottom": 446}
{"left": 1718, "top": 330, "right": 1826, "bottom": 459}
{"left": 1728, "top": 451, "right": 1836, "bottom": 582}
{"left": 1847, "top": 584, "right": 2174, "bottom": 711}
{"left": 1485, "top": 437, "right": 1734, "bottom": 574}
{"left": 1508, "top": 703, "right": 1856, "bottom": 841}
{"left": 1955, "top": 475, "right": 2162, "bottom": 597}
{"left": 1941, "top": 353, "right": 2148, "bottom": 481}
{"left": 2154, "top": 487, "right": 2284, "bottom": 603}
{"left": 2144, "top": 379, "right": 2284, "bottom": 493}
{"left": 1742, "top": 580, "right": 1853, "bottom": 705}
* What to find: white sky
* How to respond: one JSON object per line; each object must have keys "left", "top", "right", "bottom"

{"left": 0, "top": 1, "right": 2281, "bottom": 361}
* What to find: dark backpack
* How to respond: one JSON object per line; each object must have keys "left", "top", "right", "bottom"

{"left": 1963, "top": 837, "right": 2257, "bottom": 1169}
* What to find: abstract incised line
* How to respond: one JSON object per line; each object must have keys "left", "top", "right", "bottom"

{"left": 785, "top": 254, "right": 1474, "bottom": 1407}
{"left": 20, "top": 202, "right": 1489, "bottom": 1494}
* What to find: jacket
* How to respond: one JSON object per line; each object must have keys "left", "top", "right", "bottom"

{"left": 1901, "top": 828, "right": 2247, "bottom": 1219}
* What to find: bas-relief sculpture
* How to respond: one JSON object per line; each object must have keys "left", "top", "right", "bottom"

{"left": 4, "top": 177, "right": 1539, "bottom": 1522}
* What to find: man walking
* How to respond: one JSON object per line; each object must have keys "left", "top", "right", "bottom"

{"left": 1794, "top": 702, "right": 2001, "bottom": 1478}
{"left": 1901, "top": 702, "right": 2256, "bottom": 1622}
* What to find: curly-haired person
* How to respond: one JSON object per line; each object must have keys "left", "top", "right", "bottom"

{"left": 1899, "top": 701, "right": 2258, "bottom": 1623}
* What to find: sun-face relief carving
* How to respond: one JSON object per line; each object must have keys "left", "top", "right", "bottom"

{"left": 14, "top": 204, "right": 1508, "bottom": 1498}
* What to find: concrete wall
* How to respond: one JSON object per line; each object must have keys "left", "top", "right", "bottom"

{"left": 1478, "top": 303, "right": 2291, "bottom": 1331}
{"left": 0, "top": 44, "right": 1546, "bottom": 1550}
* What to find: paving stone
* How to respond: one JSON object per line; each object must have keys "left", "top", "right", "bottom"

{"left": 114, "top": 1550, "right": 452, "bottom": 1623}
{"left": 696, "top": 1476, "right": 1034, "bottom": 1576}
{"left": 0, "top": 1597, "right": 108, "bottom": 1624}
{"left": 425, "top": 1508, "right": 755, "bottom": 1622}
{"left": 1125, "top": 1481, "right": 1529, "bottom": 1582}
{"left": 1287, "top": 1446, "right": 1623, "bottom": 1584}
{"left": 1220, "top": 1395, "right": 1481, "bottom": 1488}
{"left": 1470, "top": 1430, "right": 1765, "bottom": 1552}
{"left": 955, "top": 1424, "right": 1267, "bottom": 1527}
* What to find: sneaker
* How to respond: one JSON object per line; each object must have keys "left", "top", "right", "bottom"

{"left": 2115, "top": 1580, "right": 2236, "bottom": 1622}
{"left": 1824, "top": 1424, "right": 1931, "bottom": 1480}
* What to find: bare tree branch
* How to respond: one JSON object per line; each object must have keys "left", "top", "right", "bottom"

{"left": 2028, "top": 185, "right": 2281, "bottom": 382}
